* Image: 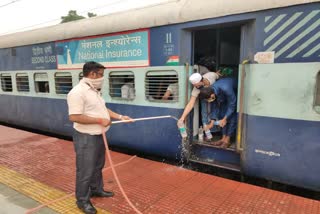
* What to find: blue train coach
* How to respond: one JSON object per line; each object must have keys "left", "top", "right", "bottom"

{"left": 0, "top": 0, "right": 319, "bottom": 191}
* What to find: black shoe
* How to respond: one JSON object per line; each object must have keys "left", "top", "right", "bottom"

{"left": 91, "top": 190, "right": 114, "bottom": 198}
{"left": 77, "top": 202, "right": 97, "bottom": 214}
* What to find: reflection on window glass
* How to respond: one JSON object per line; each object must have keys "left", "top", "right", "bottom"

{"left": 16, "top": 73, "right": 30, "bottom": 92}
{"left": 145, "top": 71, "right": 179, "bottom": 102}
{"left": 55, "top": 72, "right": 73, "bottom": 94}
{"left": 109, "top": 72, "right": 135, "bottom": 100}
{"left": 1, "top": 74, "right": 13, "bottom": 92}
{"left": 34, "top": 73, "right": 49, "bottom": 93}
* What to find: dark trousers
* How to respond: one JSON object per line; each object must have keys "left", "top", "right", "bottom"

{"left": 211, "top": 103, "right": 237, "bottom": 137}
{"left": 73, "top": 130, "right": 106, "bottom": 204}
{"left": 221, "top": 112, "right": 237, "bottom": 136}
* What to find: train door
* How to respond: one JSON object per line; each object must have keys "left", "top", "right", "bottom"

{"left": 187, "top": 25, "right": 242, "bottom": 172}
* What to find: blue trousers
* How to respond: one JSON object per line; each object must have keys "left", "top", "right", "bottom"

{"left": 212, "top": 103, "right": 237, "bottom": 137}
{"left": 73, "top": 130, "right": 106, "bottom": 204}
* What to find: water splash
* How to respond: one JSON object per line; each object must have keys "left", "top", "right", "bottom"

{"left": 169, "top": 115, "right": 190, "bottom": 166}
{"left": 170, "top": 116, "right": 179, "bottom": 121}
{"left": 167, "top": 115, "right": 189, "bottom": 167}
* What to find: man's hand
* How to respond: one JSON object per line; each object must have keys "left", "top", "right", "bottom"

{"left": 100, "top": 118, "right": 111, "bottom": 127}
{"left": 121, "top": 115, "right": 134, "bottom": 123}
{"left": 177, "top": 118, "right": 184, "bottom": 127}
{"left": 204, "top": 120, "right": 214, "bottom": 131}
{"left": 219, "top": 117, "right": 227, "bottom": 128}
{"left": 216, "top": 70, "right": 222, "bottom": 77}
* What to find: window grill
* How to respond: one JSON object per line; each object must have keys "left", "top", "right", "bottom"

{"left": 34, "top": 73, "right": 49, "bottom": 93}
{"left": 55, "top": 72, "right": 73, "bottom": 94}
{"left": 1, "top": 73, "right": 13, "bottom": 92}
{"left": 16, "top": 73, "right": 30, "bottom": 92}
{"left": 109, "top": 71, "right": 135, "bottom": 100}
{"left": 145, "top": 71, "right": 179, "bottom": 102}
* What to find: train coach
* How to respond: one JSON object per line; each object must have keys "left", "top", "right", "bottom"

{"left": 0, "top": 0, "right": 319, "bottom": 192}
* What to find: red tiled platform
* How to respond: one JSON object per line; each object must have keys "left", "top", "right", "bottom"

{"left": 0, "top": 125, "right": 319, "bottom": 214}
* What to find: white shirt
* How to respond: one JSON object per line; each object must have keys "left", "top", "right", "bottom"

{"left": 198, "top": 65, "right": 211, "bottom": 75}
{"left": 67, "top": 79, "right": 110, "bottom": 135}
{"left": 191, "top": 72, "right": 219, "bottom": 97}
{"left": 121, "top": 83, "right": 135, "bottom": 99}
{"left": 166, "top": 83, "right": 179, "bottom": 101}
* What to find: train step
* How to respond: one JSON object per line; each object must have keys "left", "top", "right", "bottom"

{"left": 190, "top": 141, "right": 241, "bottom": 167}
{"left": 189, "top": 155, "right": 241, "bottom": 172}
{"left": 193, "top": 141, "right": 237, "bottom": 151}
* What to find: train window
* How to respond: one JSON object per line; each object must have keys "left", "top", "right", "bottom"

{"left": 79, "top": 72, "right": 83, "bottom": 81}
{"left": 109, "top": 71, "right": 135, "bottom": 100}
{"left": 145, "top": 71, "right": 179, "bottom": 102}
{"left": 34, "top": 73, "right": 49, "bottom": 93}
{"left": 55, "top": 72, "right": 73, "bottom": 94}
{"left": 16, "top": 73, "right": 30, "bottom": 92}
{"left": 0, "top": 73, "right": 13, "bottom": 92}
{"left": 314, "top": 71, "right": 320, "bottom": 113}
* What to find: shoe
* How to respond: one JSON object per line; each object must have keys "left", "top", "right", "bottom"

{"left": 91, "top": 190, "right": 114, "bottom": 198}
{"left": 77, "top": 202, "right": 97, "bottom": 214}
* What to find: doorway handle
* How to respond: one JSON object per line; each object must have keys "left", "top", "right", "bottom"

{"left": 236, "top": 60, "right": 249, "bottom": 152}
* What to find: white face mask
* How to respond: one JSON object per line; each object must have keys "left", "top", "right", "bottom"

{"left": 83, "top": 77, "right": 104, "bottom": 90}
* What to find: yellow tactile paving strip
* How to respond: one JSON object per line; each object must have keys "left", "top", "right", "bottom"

{"left": 0, "top": 165, "right": 110, "bottom": 214}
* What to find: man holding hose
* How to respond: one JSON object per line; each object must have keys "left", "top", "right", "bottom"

{"left": 67, "top": 61, "right": 133, "bottom": 214}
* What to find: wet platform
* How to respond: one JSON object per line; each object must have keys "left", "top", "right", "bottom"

{"left": 0, "top": 125, "right": 319, "bottom": 214}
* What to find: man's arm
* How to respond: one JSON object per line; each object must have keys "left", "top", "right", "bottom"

{"left": 218, "top": 85, "right": 236, "bottom": 128}
{"left": 206, "top": 101, "right": 220, "bottom": 129}
{"left": 108, "top": 109, "right": 123, "bottom": 120}
{"left": 107, "top": 109, "right": 133, "bottom": 122}
{"left": 69, "top": 114, "right": 110, "bottom": 127}
{"left": 224, "top": 88, "right": 236, "bottom": 120}
{"left": 162, "top": 90, "right": 171, "bottom": 100}
{"left": 178, "top": 95, "right": 197, "bottom": 122}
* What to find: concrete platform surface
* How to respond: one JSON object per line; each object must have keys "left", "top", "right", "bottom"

{"left": 0, "top": 183, "right": 57, "bottom": 214}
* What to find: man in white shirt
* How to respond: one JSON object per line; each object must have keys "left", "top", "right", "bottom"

{"left": 178, "top": 72, "right": 219, "bottom": 124}
{"left": 121, "top": 81, "right": 135, "bottom": 99}
{"left": 67, "top": 61, "right": 132, "bottom": 214}
{"left": 162, "top": 82, "right": 178, "bottom": 101}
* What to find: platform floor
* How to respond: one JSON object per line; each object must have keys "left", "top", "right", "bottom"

{"left": 0, "top": 125, "right": 319, "bottom": 214}
{"left": 0, "top": 183, "right": 57, "bottom": 214}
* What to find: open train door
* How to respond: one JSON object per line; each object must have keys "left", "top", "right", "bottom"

{"left": 186, "top": 24, "right": 247, "bottom": 172}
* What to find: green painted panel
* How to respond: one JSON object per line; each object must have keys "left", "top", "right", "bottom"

{"left": 0, "top": 66, "right": 189, "bottom": 109}
{"left": 104, "top": 66, "right": 188, "bottom": 109}
{"left": 241, "top": 63, "right": 320, "bottom": 121}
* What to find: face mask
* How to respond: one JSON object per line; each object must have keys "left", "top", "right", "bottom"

{"left": 83, "top": 77, "right": 104, "bottom": 90}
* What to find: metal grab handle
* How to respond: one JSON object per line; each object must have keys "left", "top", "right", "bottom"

{"left": 236, "top": 60, "right": 249, "bottom": 152}
{"left": 111, "top": 115, "right": 173, "bottom": 124}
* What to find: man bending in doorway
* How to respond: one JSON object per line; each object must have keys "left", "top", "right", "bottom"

{"left": 199, "top": 77, "right": 237, "bottom": 148}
